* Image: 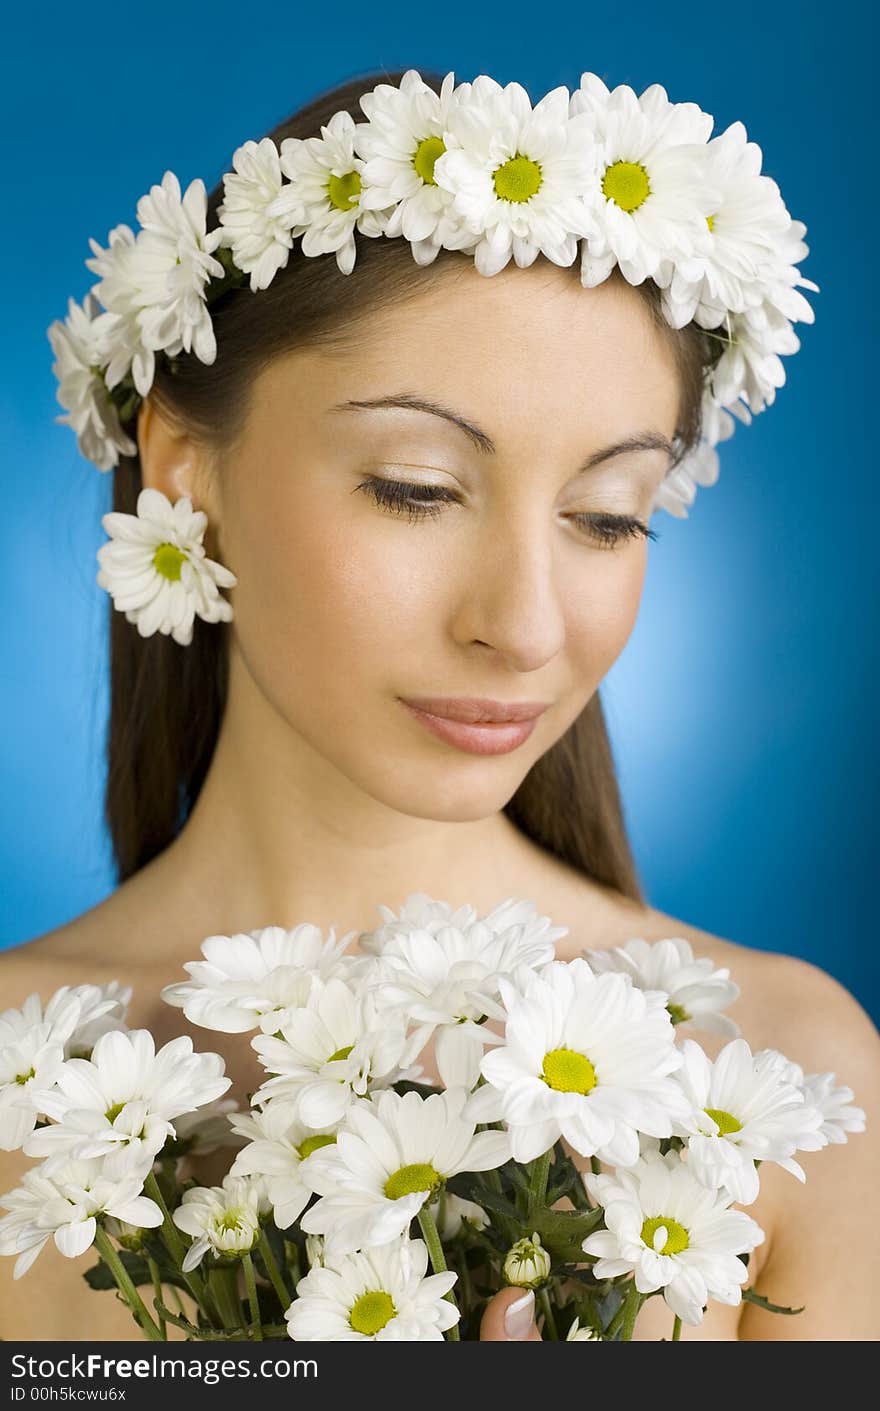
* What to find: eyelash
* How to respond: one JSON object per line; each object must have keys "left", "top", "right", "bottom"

{"left": 354, "top": 476, "right": 658, "bottom": 548}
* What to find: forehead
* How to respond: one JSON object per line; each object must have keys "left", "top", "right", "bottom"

{"left": 253, "top": 259, "right": 681, "bottom": 449}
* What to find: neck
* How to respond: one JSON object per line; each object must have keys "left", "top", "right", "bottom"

{"left": 162, "top": 644, "right": 551, "bottom": 941}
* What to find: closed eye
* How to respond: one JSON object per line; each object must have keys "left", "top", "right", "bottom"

{"left": 353, "top": 475, "right": 658, "bottom": 549}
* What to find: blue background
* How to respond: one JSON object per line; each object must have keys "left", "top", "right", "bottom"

{"left": 2, "top": 2, "right": 877, "bottom": 1023}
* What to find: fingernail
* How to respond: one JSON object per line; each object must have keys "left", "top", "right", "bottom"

{"left": 504, "top": 1289, "right": 535, "bottom": 1340}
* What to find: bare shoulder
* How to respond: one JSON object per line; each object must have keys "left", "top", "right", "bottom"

{"left": 1, "top": 865, "right": 178, "bottom": 1017}
{"left": 641, "top": 903, "right": 879, "bottom": 1081}
{"left": 3, "top": 895, "right": 126, "bottom": 999}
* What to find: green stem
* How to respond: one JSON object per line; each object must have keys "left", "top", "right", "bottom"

{"left": 143, "top": 1171, "right": 216, "bottom": 1322}
{"left": 417, "top": 1204, "right": 460, "bottom": 1342}
{"left": 155, "top": 1301, "right": 289, "bottom": 1342}
{"left": 537, "top": 1286, "right": 559, "bottom": 1341}
{"left": 528, "top": 1150, "right": 552, "bottom": 1209}
{"left": 258, "top": 1230, "right": 292, "bottom": 1310}
{"left": 483, "top": 1167, "right": 517, "bottom": 1240}
{"left": 94, "top": 1226, "right": 164, "bottom": 1341}
{"left": 620, "top": 1282, "right": 643, "bottom": 1342}
{"left": 242, "top": 1252, "right": 263, "bottom": 1341}
{"left": 209, "top": 1266, "right": 245, "bottom": 1332}
{"left": 672, "top": 1315, "right": 682, "bottom": 1341}
{"left": 146, "top": 1256, "right": 167, "bottom": 1339}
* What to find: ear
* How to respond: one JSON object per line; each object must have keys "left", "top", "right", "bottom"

{"left": 136, "top": 395, "right": 219, "bottom": 522}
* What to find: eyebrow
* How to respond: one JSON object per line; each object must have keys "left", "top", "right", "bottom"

{"left": 328, "top": 393, "right": 675, "bottom": 472}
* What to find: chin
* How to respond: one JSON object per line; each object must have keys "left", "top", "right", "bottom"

{"left": 363, "top": 757, "right": 532, "bottom": 824}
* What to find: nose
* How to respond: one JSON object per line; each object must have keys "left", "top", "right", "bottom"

{"left": 450, "top": 508, "right": 567, "bottom": 672}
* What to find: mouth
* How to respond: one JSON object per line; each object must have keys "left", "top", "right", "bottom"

{"left": 397, "top": 696, "right": 548, "bottom": 756}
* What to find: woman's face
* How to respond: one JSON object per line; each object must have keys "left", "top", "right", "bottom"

{"left": 210, "top": 261, "right": 681, "bottom": 821}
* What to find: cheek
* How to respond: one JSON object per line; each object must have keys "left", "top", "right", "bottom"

{"left": 564, "top": 549, "right": 648, "bottom": 682}
{"left": 227, "top": 478, "right": 443, "bottom": 691}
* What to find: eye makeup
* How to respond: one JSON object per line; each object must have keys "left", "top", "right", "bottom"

{"left": 353, "top": 474, "right": 658, "bottom": 549}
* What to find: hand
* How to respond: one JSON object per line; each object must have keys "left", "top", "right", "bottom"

{"left": 479, "top": 1287, "right": 543, "bottom": 1341}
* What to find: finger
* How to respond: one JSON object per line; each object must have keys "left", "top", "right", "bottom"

{"left": 479, "top": 1287, "right": 543, "bottom": 1341}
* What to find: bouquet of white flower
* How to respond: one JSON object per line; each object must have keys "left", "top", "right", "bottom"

{"left": 0, "top": 896, "right": 866, "bottom": 1341}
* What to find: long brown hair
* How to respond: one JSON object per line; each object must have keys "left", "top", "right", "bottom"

{"left": 106, "top": 68, "right": 720, "bottom": 900}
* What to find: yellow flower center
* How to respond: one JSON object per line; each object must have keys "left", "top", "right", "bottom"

{"left": 152, "top": 543, "right": 185, "bottom": 581}
{"left": 413, "top": 135, "right": 446, "bottom": 185}
{"left": 705, "top": 1107, "right": 742, "bottom": 1135}
{"left": 349, "top": 1289, "right": 396, "bottom": 1336}
{"left": 640, "top": 1215, "right": 690, "bottom": 1255}
{"left": 541, "top": 1047, "right": 597, "bottom": 1094}
{"left": 105, "top": 1102, "right": 126, "bottom": 1123}
{"left": 327, "top": 171, "right": 361, "bottom": 211}
{"left": 327, "top": 1044, "right": 353, "bottom": 1063}
{"left": 602, "top": 160, "right": 651, "bottom": 212}
{"left": 217, "top": 1211, "right": 246, "bottom": 1234}
{"left": 15, "top": 1068, "right": 35, "bottom": 1086}
{"left": 707, "top": 213, "right": 715, "bottom": 232}
{"left": 383, "top": 1162, "right": 441, "bottom": 1200}
{"left": 298, "top": 1134, "right": 337, "bottom": 1159}
{"left": 493, "top": 153, "right": 543, "bottom": 203}
{"left": 666, "top": 1002, "right": 690, "bottom": 1025}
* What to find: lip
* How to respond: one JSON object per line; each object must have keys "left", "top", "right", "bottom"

{"left": 398, "top": 696, "right": 548, "bottom": 756}
{"left": 399, "top": 696, "right": 550, "bottom": 724}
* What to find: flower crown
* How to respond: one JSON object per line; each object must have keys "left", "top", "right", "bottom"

{"left": 48, "top": 69, "right": 817, "bottom": 519}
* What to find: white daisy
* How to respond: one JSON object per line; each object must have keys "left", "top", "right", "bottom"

{"left": 354, "top": 70, "right": 477, "bottom": 267}
{"left": 252, "top": 976, "right": 412, "bottom": 1129}
{"left": 362, "top": 893, "right": 566, "bottom": 1089}
{"left": 96, "top": 487, "right": 237, "bottom": 646}
{"left": 362, "top": 890, "right": 567, "bottom": 946}
{"left": 165, "top": 1098, "right": 243, "bottom": 1159}
{"left": 0, "top": 1155, "right": 162, "bottom": 1280}
{"left": 467, "top": 959, "right": 688, "bottom": 1165}
{"left": 651, "top": 394, "right": 752, "bottom": 519}
{"left": 708, "top": 303, "right": 800, "bottom": 415}
{"left": 756, "top": 217, "right": 819, "bottom": 327}
{"left": 161, "top": 921, "right": 357, "bottom": 1034}
{"left": 430, "top": 1192, "right": 488, "bottom": 1242}
{"left": 286, "top": 1235, "right": 459, "bottom": 1341}
{"left": 0, "top": 1023, "right": 67, "bottom": 1152}
{"left": 46, "top": 294, "right": 137, "bottom": 471}
{"left": 304, "top": 1233, "right": 325, "bottom": 1269}
{"left": 65, "top": 984, "right": 131, "bottom": 1057}
{"left": 216, "top": 137, "right": 297, "bottom": 292}
{"left": 172, "top": 1175, "right": 262, "bottom": 1273}
{"left": 82, "top": 224, "right": 156, "bottom": 396}
{"left": 658, "top": 120, "right": 794, "bottom": 330}
{"left": 86, "top": 173, "right": 225, "bottom": 397}
{"left": 431, "top": 75, "right": 599, "bottom": 277}
{"left": 584, "top": 936, "right": 741, "bottom": 1038}
{"left": 229, "top": 1105, "right": 338, "bottom": 1229}
{"left": 583, "top": 1150, "right": 764, "bottom": 1326}
{"left": 570, "top": 74, "right": 717, "bottom": 289}
{"left": 299, "top": 1088, "right": 508, "bottom": 1256}
{"left": 674, "top": 1038, "right": 825, "bottom": 1204}
{"left": 267, "top": 111, "right": 392, "bottom": 276}
{"left": 801, "top": 1071, "right": 866, "bottom": 1145}
{"left": 752, "top": 1050, "right": 866, "bottom": 1148}
{"left": 566, "top": 1316, "right": 600, "bottom": 1340}
{"left": 503, "top": 1231, "right": 551, "bottom": 1289}
{"left": 24, "top": 1028, "right": 231, "bottom": 1179}
{"left": 1, "top": 991, "right": 78, "bottom": 1047}
{"left": 1, "top": 983, "right": 132, "bottom": 1151}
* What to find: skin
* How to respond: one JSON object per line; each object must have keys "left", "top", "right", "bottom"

{"left": 1, "top": 260, "right": 878, "bottom": 1342}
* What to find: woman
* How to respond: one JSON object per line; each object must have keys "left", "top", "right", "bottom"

{"left": 1, "top": 68, "right": 877, "bottom": 1341}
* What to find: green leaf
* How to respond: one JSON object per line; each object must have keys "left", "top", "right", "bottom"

{"left": 742, "top": 1286, "right": 805, "bottom": 1316}
{"left": 84, "top": 1251, "right": 151, "bottom": 1291}
{"left": 458, "top": 1186, "right": 521, "bottom": 1224}
{"left": 392, "top": 1079, "right": 440, "bottom": 1099}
